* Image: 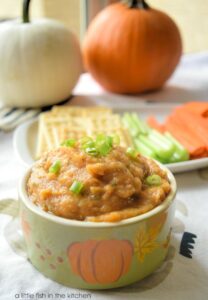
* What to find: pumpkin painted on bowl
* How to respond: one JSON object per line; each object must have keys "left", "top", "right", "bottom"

{"left": 83, "top": 0, "right": 182, "bottom": 94}
{"left": 67, "top": 239, "right": 133, "bottom": 284}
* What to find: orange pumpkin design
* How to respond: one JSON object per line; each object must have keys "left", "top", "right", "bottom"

{"left": 67, "top": 239, "right": 133, "bottom": 284}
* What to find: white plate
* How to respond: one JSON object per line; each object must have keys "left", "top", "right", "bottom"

{"left": 13, "top": 103, "right": 208, "bottom": 173}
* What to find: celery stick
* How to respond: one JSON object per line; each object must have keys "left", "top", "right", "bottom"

{"left": 150, "top": 130, "right": 174, "bottom": 149}
{"left": 148, "top": 133, "right": 175, "bottom": 157}
{"left": 134, "top": 138, "right": 157, "bottom": 159}
{"left": 147, "top": 133, "right": 175, "bottom": 157}
{"left": 157, "top": 156, "right": 170, "bottom": 164}
{"left": 139, "top": 135, "right": 174, "bottom": 160}
{"left": 168, "top": 152, "right": 185, "bottom": 163}
{"left": 122, "top": 114, "right": 140, "bottom": 137}
{"left": 165, "top": 132, "right": 185, "bottom": 150}
{"left": 150, "top": 130, "right": 189, "bottom": 162}
{"left": 131, "top": 113, "right": 150, "bottom": 135}
{"left": 135, "top": 138, "right": 170, "bottom": 164}
{"left": 165, "top": 132, "right": 189, "bottom": 160}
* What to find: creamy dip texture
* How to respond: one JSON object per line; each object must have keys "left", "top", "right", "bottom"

{"left": 27, "top": 138, "right": 171, "bottom": 222}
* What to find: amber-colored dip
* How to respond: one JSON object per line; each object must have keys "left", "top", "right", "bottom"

{"left": 27, "top": 143, "right": 171, "bottom": 222}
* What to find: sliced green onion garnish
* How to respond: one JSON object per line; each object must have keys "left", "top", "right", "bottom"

{"left": 106, "top": 136, "right": 113, "bottom": 147}
{"left": 82, "top": 141, "right": 95, "bottom": 150}
{"left": 126, "top": 147, "right": 139, "bottom": 159}
{"left": 49, "top": 160, "right": 61, "bottom": 174}
{"left": 69, "top": 181, "right": 84, "bottom": 194}
{"left": 97, "top": 141, "right": 111, "bottom": 155}
{"left": 85, "top": 147, "right": 98, "bottom": 156}
{"left": 96, "top": 134, "right": 113, "bottom": 155}
{"left": 95, "top": 133, "right": 106, "bottom": 144}
{"left": 80, "top": 136, "right": 96, "bottom": 151}
{"left": 80, "top": 134, "right": 120, "bottom": 157}
{"left": 98, "top": 143, "right": 111, "bottom": 155}
{"left": 61, "top": 139, "right": 76, "bottom": 147}
{"left": 145, "top": 174, "right": 162, "bottom": 186}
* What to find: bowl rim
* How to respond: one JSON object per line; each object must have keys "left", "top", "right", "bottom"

{"left": 19, "top": 162, "right": 177, "bottom": 228}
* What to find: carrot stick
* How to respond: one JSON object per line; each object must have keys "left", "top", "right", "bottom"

{"left": 174, "top": 107, "right": 208, "bottom": 126}
{"left": 147, "top": 116, "right": 165, "bottom": 133}
{"left": 172, "top": 110, "right": 208, "bottom": 148}
{"left": 178, "top": 102, "right": 208, "bottom": 117}
{"left": 165, "top": 116, "right": 207, "bottom": 159}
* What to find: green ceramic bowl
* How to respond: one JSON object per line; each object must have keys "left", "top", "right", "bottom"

{"left": 19, "top": 164, "right": 176, "bottom": 289}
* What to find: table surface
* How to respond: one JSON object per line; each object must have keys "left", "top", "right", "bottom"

{"left": 1, "top": 52, "right": 208, "bottom": 300}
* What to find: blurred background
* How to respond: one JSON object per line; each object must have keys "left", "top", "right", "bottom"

{"left": 0, "top": 0, "right": 207, "bottom": 53}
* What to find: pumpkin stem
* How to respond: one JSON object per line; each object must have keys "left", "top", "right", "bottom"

{"left": 130, "top": 0, "right": 149, "bottom": 9}
{"left": 23, "top": 0, "right": 31, "bottom": 23}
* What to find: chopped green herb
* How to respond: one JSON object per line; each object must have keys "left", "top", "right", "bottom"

{"left": 61, "top": 139, "right": 76, "bottom": 147}
{"left": 126, "top": 147, "right": 139, "bottom": 159}
{"left": 69, "top": 181, "right": 84, "bottom": 194}
{"left": 97, "top": 135, "right": 113, "bottom": 155}
{"left": 106, "top": 136, "right": 113, "bottom": 147}
{"left": 95, "top": 134, "right": 107, "bottom": 144}
{"left": 82, "top": 141, "right": 95, "bottom": 150}
{"left": 145, "top": 174, "right": 162, "bottom": 186}
{"left": 49, "top": 160, "right": 61, "bottom": 174}
{"left": 97, "top": 142, "right": 111, "bottom": 156}
{"left": 85, "top": 147, "right": 98, "bottom": 156}
{"left": 80, "top": 134, "right": 117, "bottom": 157}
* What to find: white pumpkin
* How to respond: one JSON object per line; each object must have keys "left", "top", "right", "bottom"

{"left": 0, "top": 0, "right": 83, "bottom": 108}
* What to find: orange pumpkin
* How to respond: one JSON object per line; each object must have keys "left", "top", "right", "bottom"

{"left": 67, "top": 239, "right": 133, "bottom": 284}
{"left": 83, "top": 0, "right": 182, "bottom": 94}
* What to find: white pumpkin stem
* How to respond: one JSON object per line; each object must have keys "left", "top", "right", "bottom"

{"left": 23, "top": 0, "right": 31, "bottom": 23}
{"left": 130, "top": 0, "right": 149, "bottom": 9}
